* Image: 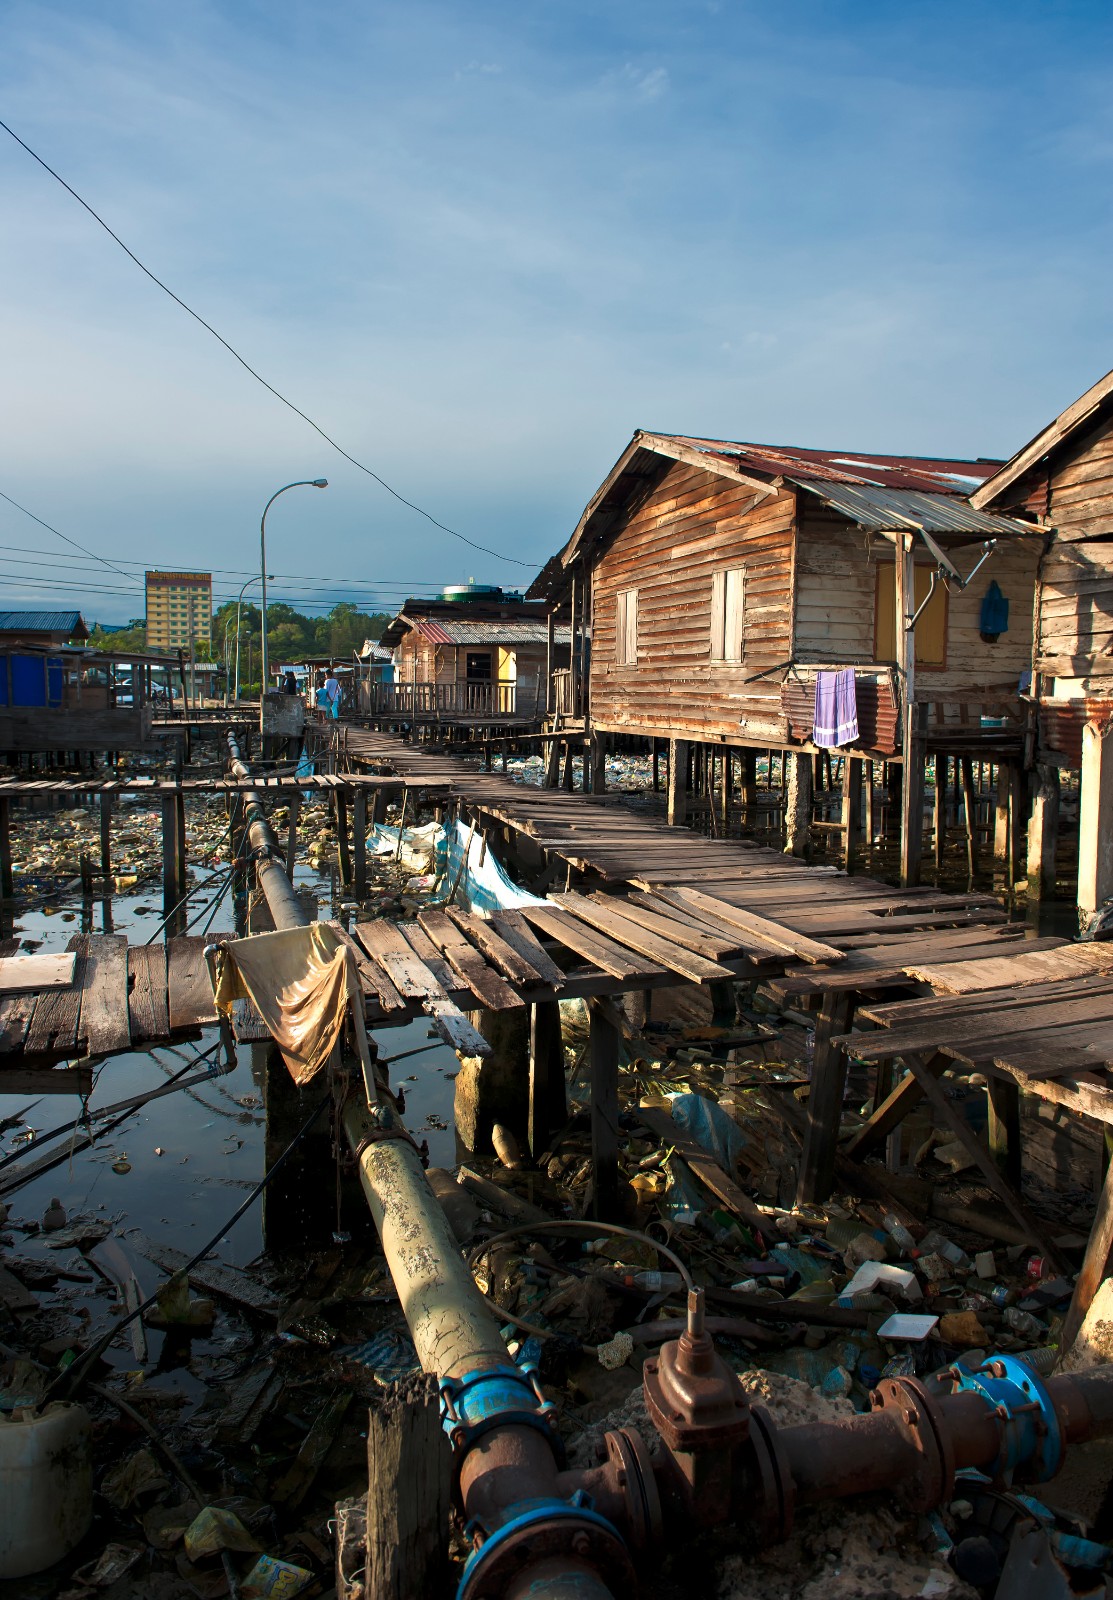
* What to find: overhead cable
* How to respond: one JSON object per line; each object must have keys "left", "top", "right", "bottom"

{"left": 0, "top": 116, "right": 531, "bottom": 567}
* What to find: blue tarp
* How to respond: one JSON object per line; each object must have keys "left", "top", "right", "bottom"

{"left": 435, "top": 819, "right": 546, "bottom": 914}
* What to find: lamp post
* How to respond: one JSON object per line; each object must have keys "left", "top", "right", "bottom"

{"left": 260, "top": 480, "right": 328, "bottom": 721}
{"left": 232, "top": 573, "right": 274, "bottom": 703}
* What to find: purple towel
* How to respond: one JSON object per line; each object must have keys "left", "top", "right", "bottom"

{"left": 813, "top": 669, "right": 859, "bottom": 749}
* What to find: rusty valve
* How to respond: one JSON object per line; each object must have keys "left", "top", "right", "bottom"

{"left": 643, "top": 1288, "right": 751, "bottom": 1525}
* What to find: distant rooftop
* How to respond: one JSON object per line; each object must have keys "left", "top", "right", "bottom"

{"left": 0, "top": 610, "right": 89, "bottom": 639}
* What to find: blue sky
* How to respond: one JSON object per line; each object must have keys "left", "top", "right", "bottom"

{"left": 1, "top": 0, "right": 1112, "bottom": 624}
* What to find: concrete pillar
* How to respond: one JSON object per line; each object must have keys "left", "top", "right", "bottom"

{"left": 1079, "top": 719, "right": 1113, "bottom": 925}
{"left": 667, "top": 738, "right": 688, "bottom": 826}
{"left": 784, "top": 751, "right": 812, "bottom": 857}
{"left": 453, "top": 1007, "right": 531, "bottom": 1158}
{"left": 1027, "top": 762, "right": 1060, "bottom": 906}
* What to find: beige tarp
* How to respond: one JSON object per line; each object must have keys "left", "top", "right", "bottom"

{"left": 213, "top": 924, "right": 363, "bottom": 1086}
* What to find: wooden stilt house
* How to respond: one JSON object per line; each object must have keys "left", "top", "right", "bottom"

{"left": 970, "top": 368, "right": 1113, "bottom": 921}
{"left": 530, "top": 433, "right": 1041, "bottom": 878}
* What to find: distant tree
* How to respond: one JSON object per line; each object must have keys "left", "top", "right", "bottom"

{"left": 89, "top": 621, "right": 147, "bottom": 652}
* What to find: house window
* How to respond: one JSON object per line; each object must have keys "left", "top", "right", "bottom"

{"left": 615, "top": 589, "right": 638, "bottom": 666}
{"left": 711, "top": 568, "right": 745, "bottom": 661}
{"left": 874, "top": 564, "right": 947, "bottom": 668}
{"left": 465, "top": 651, "right": 492, "bottom": 681}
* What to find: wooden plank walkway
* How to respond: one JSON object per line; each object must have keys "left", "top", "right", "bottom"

{"left": 0, "top": 772, "right": 451, "bottom": 800}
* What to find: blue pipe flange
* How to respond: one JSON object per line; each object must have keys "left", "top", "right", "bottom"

{"left": 944, "top": 1356, "right": 1063, "bottom": 1483}
{"left": 440, "top": 1364, "right": 566, "bottom": 1471}
{"left": 457, "top": 1497, "right": 635, "bottom": 1600}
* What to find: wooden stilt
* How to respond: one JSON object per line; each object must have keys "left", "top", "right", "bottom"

{"left": 784, "top": 751, "right": 812, "bottom": 857}
{"left": 960, "top": 757, "right": 977, "bottom": 886}
{"left": 932, "top": 757, "right": 944, "bottom": 870}
{"left": 719, "top": 747, "right": 732, "bottom": 836}
{"left": 1027, "top": 762, "right": 1061, "bottom": 905}
{"left": 986, "top": 1076, "right": 1022, "bottom": 1188}
{"left": 651, "top": 739, "right": 660, "bottom": 793}
{"left": 842, "top": 1053, "right": 949, "bottom": 1161}
{"left": 528, "top": 1001, "right": 567, "bottom": 1158}
{"left": 99, "top": 793, "right": 112, "bottom": 881}
{"left": 667, "top": 738, "right": 688, "bottom": 826}
{"left": 588, "top": 998, "right": 620, "bottom": 1221}
{"left": 1062, "top": 1157, "right": 1113, "bottom": 1352}
{"left": 335, "top": 790, "right": 352, "bottom": 888}
{"left": 589, "top": 728, "right": 607, "bottom": 794}
{"left": 161, "top": 793, "right": 187, "bottom": 935}
{"left": 0, "top": 796, "right": 13, "bottom": 901}
{"left": 561, "top": 741, "right": 575, "bottom": 790}
{"left": 797, "top": 992, "right": 853, "bottom": 1204}
{"left": 841, "top": 756, "right": 862, "bottom": 873}
{"left": 864, "top": 759, "right": 875, "bottom": 846}
{"left": 353, "top": 788, "right": 368, "bottom": 902}
{"left": 900, "top": 706, "right": 926, "bottom": 887}
{"left": 1078, "top": 717, "right": 1113, "bottom": 926}
{"left": 285, "top": 791, "right": 300, "bottom": 882}
{"left": 740, "top": 748, "right": 757, "bottom": 814}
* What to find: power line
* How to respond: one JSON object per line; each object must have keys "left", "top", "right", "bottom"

{"left": 0, "top": 488, "right": 141, "bottom": 584}
{"left": 0, "top": 116, "right": 532, "bottom": 569}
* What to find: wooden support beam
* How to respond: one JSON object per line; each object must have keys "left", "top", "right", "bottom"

{"left": 796, "top": 992, "right": 854, "bottom": 1204}
{"left": 784, "top": 751, "right": 812, "bottom": 858}
{"left": 589, "top": 728, "right": 607, "bottom": 794}
{"left": 528, "top": 1001, "right": 567, "bottom": 1158}
{"left": 902, "top": 1053, "right": 1065, "bottom": 1272}
{"left": 842, "top": 1053, "right": 949, "bottom": 1160}
{"left": 1062, "top": 1156, "right": 1113, "bottom": 1353}
{"left": 1027, "top": 762, "right": 1060, "bottom": 905}
{"left": 161, "top": 792, "right": 187, "bottom": 936}
{"left": 335, "top": 789, "right": 352, "bottom": 889}
{"left": 588, "top": 998, "right": 620, "bottom": 1221}
{"left": 960, "top": 757, "right": 977, "bottom": 887}
{"left": 285, "top": 790, "right": 300, "bottom": 882}
{"left": 1078, "top": 718, "right": 1113, "bottom": 924}
{"left": 0, "top": 797, "right": 12, "bottom": 901}
{"left": 842, "top": 756, "right": 862, "bottom": 873}
{"left": 986, "top": 1076, "right": 1022, "bottom": 1188}
{"left": 353, "top": 788, "right": 368, "bottom": 902}
{"left": 932, "top": 757, "right": 945, "bottom": 871}
{"left": 99, "top": 793, "right": 112, "bottom": 880}
{"left": 667, "top": 738, "right": 688, "bottom": 827}
{"left": 900, "top": 705, "right": 927, "bottom": 887}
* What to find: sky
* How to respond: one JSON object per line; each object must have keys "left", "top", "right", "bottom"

{"left": 1, "top": 0, "right": 1112, "bottom": 626}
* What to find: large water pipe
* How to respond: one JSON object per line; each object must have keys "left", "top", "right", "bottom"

{"left": 223, "top": 730, "right": 628, "bottom": 1600}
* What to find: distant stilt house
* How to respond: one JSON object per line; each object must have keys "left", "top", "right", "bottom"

{"left": 970, "top": 369, "right": 1113, "bottom": 922}
{"left": 529, "top": 433, "right": 1041, "bottom": 878}
{"left": 0, "top": 614, "right": 180, "bottom": 753}
{"left": 373, "top": 588, "right": 571, "bottom": 735}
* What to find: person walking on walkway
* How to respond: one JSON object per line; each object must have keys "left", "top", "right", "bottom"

{"left": 324, "top": 671, "right": 341, "bottom": 719}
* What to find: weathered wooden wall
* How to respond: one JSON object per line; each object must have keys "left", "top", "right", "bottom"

{"left": 1036, "top": 413, "right": 1113, "bottom": 680}
{"left": 588, "top": 461, "right": 795, "bottom": 742}
{"left": 0, "top": 707, "right": 153, "bottom": 753}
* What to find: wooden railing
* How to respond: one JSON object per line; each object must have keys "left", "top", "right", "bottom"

{"left": 550, "top": 668, "right": 584, "bottom": 719}
{"left": 361, "top": 679, "right": 543, "bottom": 719}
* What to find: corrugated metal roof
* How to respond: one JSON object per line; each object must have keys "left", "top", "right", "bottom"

{"left": 792, "top": 479, "right": 1035, "bottom": 537}
{"left": 661, "top": 436, "right": 1001, "bottom": 495}
{"left": 0, "top": 609, "right": 88, "bottom": 635}
{"left": 412, "top": 618, "right": 571, "bottom": 646}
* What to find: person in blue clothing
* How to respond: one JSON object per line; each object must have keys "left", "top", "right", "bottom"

{"left": 324, "top": 671, "right": 342, "bottom": 719}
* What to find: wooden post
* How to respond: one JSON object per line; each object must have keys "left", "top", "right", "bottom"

{"left": 545, "top": 607, "right": 555, "bottom": 716}
{"left": 797, "top": 992, "right": 853, "bottom": 1204}
{"left": 667, "top": 738, "right": 688, "bottom": 826}
{"left": 285, "top": 790, "right": 300, "bottom": 882}
{"left": 784, "top": 751, "right": 812, "bottom": 857}
{"left": 335, "top": 789, "right": 352, "bottom": 888}
{"left": 1078, "top": 717, "right": 1113, "bottom": 926}
{"left": 1027, "top": 762, "right": 1060, "bottom": 906}
{"left": 932, "top": 757, "right": 945, "bottom": 870}
{"left": 651, "top": 739, "right": 660, "bottom": 792}
{"left": 994, "top": 763, "right": 1011, "bottom": 868}
{"left": 864, "top": 759, "right": 875, "bottom": 846}
{"left": 364, "top": 1372, "right": 451, "bottom": 1600}
{"left": 740, "top": 748, "right": 757, "bottom": 812}
{"left": 588, "top": 999, "right": 620, "bottom": 1221}
{"left": 372, "top": 786, "right": 388, "bottom": 826}
{"left": 589, "top": 728, "right": 607, "bottom": 794}
{"left": 960, "top": 757, "right": 977, "bottom": 887}
{"left": 353, "top": 787, "right": 368, "bottom": 902}
{"left": 986, "top": 1076, "right": 1022, "bottom": 1189}
{"left": 0, "top": 796, "right": 13, "bottom": 901}
{"left": 841, "top": 756, "right": 862, "bottom": 872}
{"left": 1062, "top": 1157, "right": 1113, "bottom": 1353}
{"left": 719, "top": 746, "right": 732, "bottom": 836}
{"left": 895, "top": 533, "right": 924, "bottom": 887}
{"left": 99, "top": 793, "right": 112, "bottom": 881}
{"left": 528, "top": 1001, "right": 567, "bottom": 1158}
{"left": 161, "top": 793, "right": 187, "bottom": 935}
{"left": 561, "top": 740, "right": 575, "bottom": 790}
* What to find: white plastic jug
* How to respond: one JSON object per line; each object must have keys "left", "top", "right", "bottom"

{"left": 0, "top": 1403, "right": 92, "bottom": 1577}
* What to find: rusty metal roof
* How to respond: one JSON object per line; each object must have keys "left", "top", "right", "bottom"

{"left": 659, "top": 436, "right": 1001, "bottom": 495}
{"left": 412, "top": 618, "right": 571, "bottom": 646}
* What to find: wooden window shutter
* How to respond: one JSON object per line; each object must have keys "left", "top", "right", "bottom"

{"left": 615, "top": 591, "right": 628, "bottom": 664}
{"left": 625, "top": 588, "right": 638, "bottom": 665}
{"left": 725, "top": 567, "right": 744, "bottom": 660}
{"left": 874, "top": 565, "right": 946, "bottom": 668}
{"left": 710, "top": 571, "right": 726, "bottom": 659}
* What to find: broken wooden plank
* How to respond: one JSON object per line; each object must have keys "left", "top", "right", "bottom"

{"left": 548, "top": 891, "right": 735, "bottom": 984}
{"left": 662, "top": 885, "right": 844, "bottom": 963}
{"left": 77, "top": 934, "right": 131, "bottom": 1057}
{"left": 167, "top": 935, "right": 224, "bottom": 1030}
{"left": 518, "top": 903, "right": 667, "bottom": 983}
{"left": 418, "top": 909, "right": 523, "bottom": 1011}
{"left": 446, "top": 907, "right": 557, "bottom": 990}
{"left": 0, "top": 952, "right": 76, "bottom": 993}
{"left": 127, "top": 943, "right": 169, "bottom": 1042}
{"left": 23, "top": 935, "right": 86, "bottom": 1056}
{"left": 487, "top": 910, "right": 569, "bottom": 989}
{"left": 130, "top": 1234, "right": 282, "bottom": 1316}
{"left": 273, "top": 1390, "right": 352, "bottom": 1509}
{"left": 325, "top": 920, "right": 407, "bottom": 1015}
{"left": 905, "top": 942, "right": 1113, "bottom": 995}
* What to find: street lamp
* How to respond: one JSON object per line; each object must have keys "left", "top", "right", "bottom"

{"left": 260, "top": 479, "right": 328, "bottom": 719}
{"left": 232, "top": 573, "right": 274, "bottom": 703}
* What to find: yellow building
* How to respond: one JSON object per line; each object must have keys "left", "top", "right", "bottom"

{"left": 145, "top": 571, "right": 212, "bottom": 652}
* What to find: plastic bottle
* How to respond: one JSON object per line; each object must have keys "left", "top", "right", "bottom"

{"left": 625, "top": 1270, "right": 684, "bottom": 1291}
{"left": 880, "top": 1212, "right": 917, "bottom": 1256}
{"left": 918, "top": 1231, "right": 972, "bottom": 1272}
{"left": 1004, "top": 1306, "right": 1046, "bottom": 1339}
